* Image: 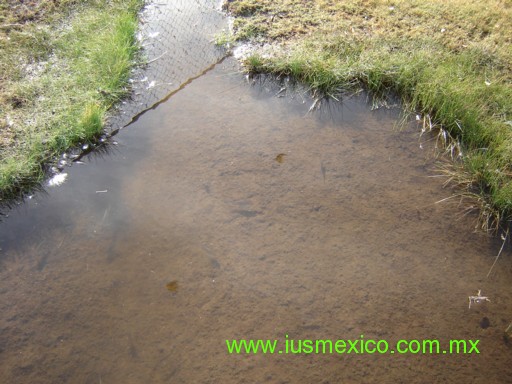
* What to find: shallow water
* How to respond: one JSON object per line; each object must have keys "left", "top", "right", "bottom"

{"left": 1, "top": 59, "right": 512, "bottom": 383}
{"left": 108, "top": 0, "right": 227, "bottom": 129}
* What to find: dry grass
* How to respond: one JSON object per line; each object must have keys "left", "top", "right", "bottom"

{"left": 225, "top": 0, "right": 512, "bottom": 232}
{"left": 227, "top": 0, "right": 511, "bottom": 66}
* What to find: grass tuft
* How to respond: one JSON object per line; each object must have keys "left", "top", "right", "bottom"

{"left": 226, "top": 0, "right": 512, "bottom": 232}
{"left": 0, "top": 0, "right": 144, "bottom": 202}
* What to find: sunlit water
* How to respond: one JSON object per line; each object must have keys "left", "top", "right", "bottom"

{"left": 1, "top": 59, "right": 512, "bottom": 383}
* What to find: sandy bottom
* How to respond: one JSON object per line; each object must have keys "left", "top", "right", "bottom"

{"left": 1, "top": 59, "right": 511, "bottom": 383}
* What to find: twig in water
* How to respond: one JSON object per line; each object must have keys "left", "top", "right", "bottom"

{"left": 146, "top": 51, "right": 168, "bottom": 65}
{"left": 468, "top": 290, "right": 491, "bottom": 309}
{"left": 434, "top": 194, "right": 463, "bottom": 205}
{"left": 487, "top": 228, "right": 509, "bottom": 278}
{"left": 327, "top": 93, "right": 339, "bottom": 102}
{"left": 308, "top": 98, "right": 321, "bottom": 113}
{"left": 276, "top": 87, "right": 286, "bottom": 97}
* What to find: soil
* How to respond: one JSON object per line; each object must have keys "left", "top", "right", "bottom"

{"left": 1, "top": 0, "right": 55, "bottom": 24}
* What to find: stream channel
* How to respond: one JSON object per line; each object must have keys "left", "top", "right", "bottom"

{"left": 1, "top": 1, "right": 512, "bottom": 383}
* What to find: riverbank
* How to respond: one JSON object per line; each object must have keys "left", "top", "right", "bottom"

{"left": 0, "top": 0, "right": 143, "bottom": 202}
{"left": 224, "top": 0, "right": 512, "bottom": 232}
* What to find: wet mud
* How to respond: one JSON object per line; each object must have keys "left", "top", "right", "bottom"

{"left": 1, "top": 59, "right": 512, "bottom": 383}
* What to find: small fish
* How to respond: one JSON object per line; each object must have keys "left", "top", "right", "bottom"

{"left": 320, "top": 161, "right": 326, "bottom": 183}
{"left": 235, "top": 210, "right": 260, "bottom": 218}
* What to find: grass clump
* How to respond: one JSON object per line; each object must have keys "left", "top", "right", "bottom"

{"left": 0, "top": 0, "right": 143, "bottom": 201}
{"left": 225, "top": 0, "right": 512, "bottom": 232}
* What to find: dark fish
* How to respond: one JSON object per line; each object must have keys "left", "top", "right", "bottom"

{"left": 235, "top": 210, "right": 260, "bottom": 218}
{"left": 480, "top": 317, "right": 490, "bottom": 329}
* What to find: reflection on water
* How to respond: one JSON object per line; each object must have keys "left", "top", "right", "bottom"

{"left": 108, "top": 0, "right": 227, "bottom": 129}
{"left": 1, "top": 59, "right": 512, "bottom": 383}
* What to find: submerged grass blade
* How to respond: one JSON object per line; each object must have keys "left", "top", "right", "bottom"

{"left": 487, "top": 229, "right": 509, "bottom": 278}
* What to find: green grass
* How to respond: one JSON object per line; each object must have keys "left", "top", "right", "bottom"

{"left": 225, "top": 0, "right": 512, "bottom": 232}
{"left": 0, "top": 0, "right": 143, "bottom": 201}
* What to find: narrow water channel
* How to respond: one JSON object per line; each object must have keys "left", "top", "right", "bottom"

{"left": 1, "top": 57, "right": 511, "bottom": 383}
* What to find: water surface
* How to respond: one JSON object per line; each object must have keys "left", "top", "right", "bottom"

{"left": 1, "top": 59, "right": 511, "bottom": 383}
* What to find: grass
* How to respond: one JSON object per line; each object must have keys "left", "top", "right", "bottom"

{"left": 0, "top": 0, "right": 144, "bottom": 201}
{"left": 224, "top": 0, "right": 512, "bottom": 232}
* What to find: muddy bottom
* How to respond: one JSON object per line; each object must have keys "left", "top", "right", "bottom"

{"left": 1, "top": 59, "right": 511, "bottom": 383}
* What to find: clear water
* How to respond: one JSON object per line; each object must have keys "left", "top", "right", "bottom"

{"left": 1, "top": 59, "right": 511, "bottom": 383}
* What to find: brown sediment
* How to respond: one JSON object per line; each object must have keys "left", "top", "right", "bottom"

{"left": 0, "top": 60, "right": 511, "bottom": 383}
